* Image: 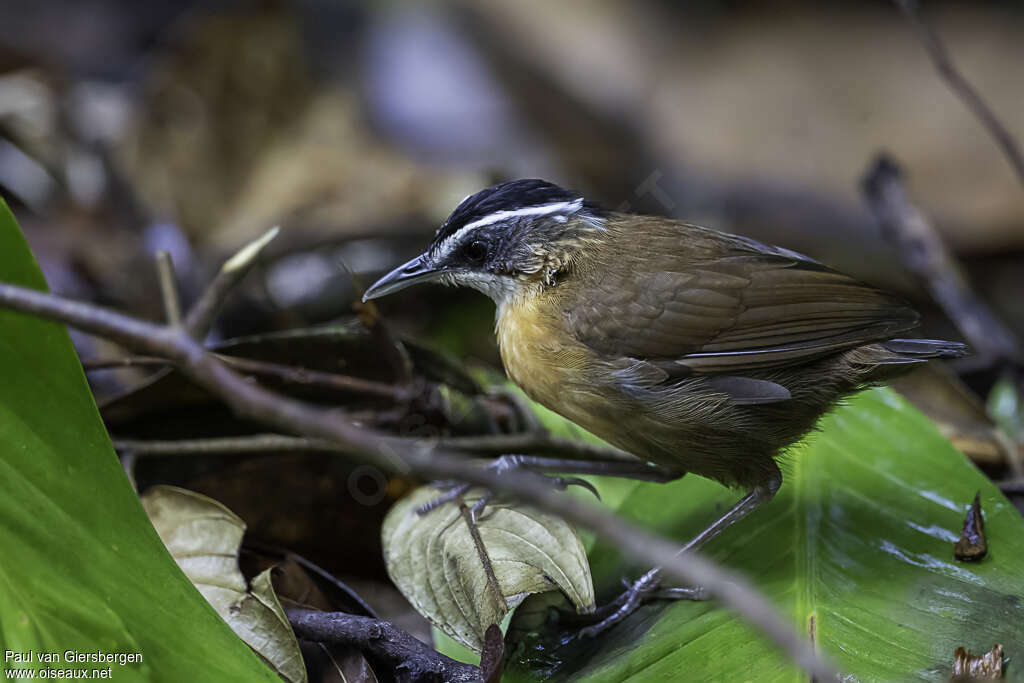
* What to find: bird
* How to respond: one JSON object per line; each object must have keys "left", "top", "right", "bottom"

{"left": 363, "top": 178, "right": 967, "bottom": 633}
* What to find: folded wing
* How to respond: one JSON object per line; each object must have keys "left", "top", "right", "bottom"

{"left": 568, "top": 223, "right": 918, "bottom": 379}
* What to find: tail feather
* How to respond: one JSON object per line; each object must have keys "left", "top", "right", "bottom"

{"left": 882, "top": 338, "right": 969, "bottom": 360}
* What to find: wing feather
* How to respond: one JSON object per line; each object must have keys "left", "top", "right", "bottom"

{"left": 568, "top": 218, "right": 918, "bottom": 374}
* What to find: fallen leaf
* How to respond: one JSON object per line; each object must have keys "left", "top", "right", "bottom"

{"left": 381, "top": 486, "right": 594, "bottom": 652}
{"left": 142, "top": 485, "right": 307, "bottom": 683}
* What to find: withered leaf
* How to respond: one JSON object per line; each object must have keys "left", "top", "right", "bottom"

{"left": 381, "top": 486, "right": 594, "bottom": 652}
{"left": 142, "top": 485, "right": 307, "bottom": 683}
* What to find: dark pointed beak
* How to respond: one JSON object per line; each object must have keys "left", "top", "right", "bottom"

{"left": 362, "top": 253, "right": 441, "bottom": 302}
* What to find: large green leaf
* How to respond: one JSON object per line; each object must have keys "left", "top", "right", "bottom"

{"left": 497, "top": 387, "right": 1024, "bottom": 681}
{"left": 0, "top": 198, "right": 278, "bottom": 681}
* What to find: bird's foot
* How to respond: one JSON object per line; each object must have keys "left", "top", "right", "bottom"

{"left": 573, "top": 568, "right": 708, "bottom": 638}
{"left": 416, "top": 455, "right": 601, "bottom": 521}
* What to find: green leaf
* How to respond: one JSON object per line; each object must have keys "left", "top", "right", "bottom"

{"left": 502, "top": 387, "right": 1024, "bottom": 681}
{"left": 141, "top": 486, "right": 307, "bottom": 683}
{"left": 382, "top": 486, "right": 594, "bottom": 653}
{"left": 0, "top": 198, "right": 278, "bottom": 681}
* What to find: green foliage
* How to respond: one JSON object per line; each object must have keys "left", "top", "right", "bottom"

{"left": 489, "top": 387, "right": 1023, "bottom": 681}
{"left": 0, "top": 199, "right": 278, "bottom": 681}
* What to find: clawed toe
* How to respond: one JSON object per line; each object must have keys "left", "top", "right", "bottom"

{"left": 415, "top": 482, "right": 471, "bottom": 515}
{"left": 573, "top": 568, "right": 708, "bottom": 638}
{"left": 550, "top": 476, "right": 601, "bottom": 500}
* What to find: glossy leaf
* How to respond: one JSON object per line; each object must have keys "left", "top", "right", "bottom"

{"left": 382, "top": 486, "right": 594, "bottom": 652}
{"left": 500, "top": 387, "right": 1024, "bottom": 682}
{"left": 0, "top": 198, "right": 278, "bottom": 681}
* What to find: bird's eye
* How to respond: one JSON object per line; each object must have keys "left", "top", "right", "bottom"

{"left": 463, "top": 240, "right": 488, "bottom": 264}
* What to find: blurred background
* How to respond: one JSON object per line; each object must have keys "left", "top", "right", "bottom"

{"left": 3, "top": 0, "right": 1023, "bottom": 357}
{"left": 2, "top": 0, "right": 1023, "bottom": 665}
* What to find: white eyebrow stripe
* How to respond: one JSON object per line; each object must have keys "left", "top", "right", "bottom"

{"left": 433, "top": 199, "right": 584, "bottom": 259}
{"left": 461, "top": 199, "right": 583, "bottom": 232}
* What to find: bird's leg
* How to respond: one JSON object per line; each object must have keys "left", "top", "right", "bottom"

{"left": 417, "top": 455, "right": 680, "bottom": 520}
{"left": 577, "top": 470, "right": 782, "bottom": 637}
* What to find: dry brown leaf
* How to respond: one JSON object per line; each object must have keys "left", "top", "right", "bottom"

{"left": 142, "top": 485, "right": 307, "bottom": 683}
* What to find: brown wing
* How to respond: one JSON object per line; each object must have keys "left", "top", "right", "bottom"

{"left": 567, "top": 219, "right": 918, "bottom": 374}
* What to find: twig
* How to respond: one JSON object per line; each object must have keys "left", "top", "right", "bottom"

{"left": 110, "top": 433, "right": 639, "bottom": 466}
{"left": 861, "top": 155, "right": 1020, "bottom": 364}
{"left": 108, "top": 435, "right": 359, "bottom": 457}
{"left": 82, "top": 355, "right": 170, "bottom": 370}
{"left": 216, "top": 355, "right": 416, "bottom": 402}
{"left": 0, "top": 296, "right": 835, "bottom": 678}
{"left": 287, "top": 610, "right": 480, "bottom": 683}
{"left": 85, "top": 353, "right": 414, "bottom": 401}
{"left": 894, "top": 0, "right": 1024, "bottom": 185}
{"left": 242, "top": 540, "right": 378, "bottom": 618}
{"left": 438, "top": 432, "right": 639, "bottom": 463}
{"left": 183, "top": 226, "right": 279, "bottom": 339}
{"left": 155, "top": 251, "right": 183, "bottom": 326}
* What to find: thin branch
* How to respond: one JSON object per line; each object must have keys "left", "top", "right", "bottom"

{"left": 82, "top": 355, "right": 170, "bottom": 371}
{"left": 110, "top": 433, "right": 640, "bottom": 467}
{"left": 0, "top": 290, "right": 835, "bottom": 679}
{"left": 155, "top": 251, "right": 183, "bottom": 326}
{"left": 287, "top": 610, "right": 480, "bottom": 683}
{"left": 242, "top": 540, "right": 378, "bottom": 618}
{"left": 216, "top": 355, "right": 415, "bottom": 402}
{"left": 111, "top": 434, "right": 337, "bottom": 456}
{"left": 438, "top": 432, "right": 639, "bottom": 464}
{"left": 183, "top": 226, "right": 279, "bottom": 339}
{"left": 861, "top": 155, "right": 1020, "bottom": 364}
{"left": 84, "top": 353, "right": 414, "bottom": 402}
{"left": 895, "top": 0, "right": 1024, "bottom": 185}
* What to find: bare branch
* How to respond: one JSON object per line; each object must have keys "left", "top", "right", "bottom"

{"left": 82, "top": 355, "right": 170, "bottom": 371}
{"left": 895, "top": 0, "right": 1024, "bottom": 185}
{"left": 183, "top": 226, "right": 279, "bottom": 339}
{"left": 288, "top": 610, "right": 480, "bottom": 683}
{"left": 438, "top": 432, "right": 639, "bottom": 463}
{"left": 861, "top": 155, "right": 1020, "bottom": 365}
{"left": 110, "top": 432, "right": 640, "bottom": 467}
{"left": 112, "top": 434, "right": 340, "bottom": 456}
{"left": 155, "top": 251, "right": 183, "bottom": 326}
{"left": 0, "top": 282, "right": 836, "bottom": 679}
{"left": 85, "top": 354, "right": 417, "bottom": 402}
{"left": 215, "top": 355, "right": 416, "bottom": 402}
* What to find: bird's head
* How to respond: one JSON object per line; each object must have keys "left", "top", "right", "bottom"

{"left": 363, "top": 179, "right": 606, "bottom": 305}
